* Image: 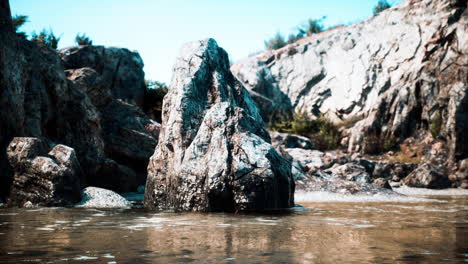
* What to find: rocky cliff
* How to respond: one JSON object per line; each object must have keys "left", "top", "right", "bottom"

{"left": 0, "top": 1, "right": 156, "bottom": 205}
{"left": 232, "top": 0, "right": 467, "bottom": 162}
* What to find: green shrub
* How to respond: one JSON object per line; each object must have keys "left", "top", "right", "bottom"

{"left": 337, "top": 114, "right": 365, "bottom": 129}
{"left": 31, "top": 29, "right": 60, "bottom": 49}
{"left": 143, "top": 80, "right": 168, "bottom": 122}
{"left": 12, "top": 15, "right": 28, "bottom": 38}
{"left": 297, "top": 17, "right": 325, "bottom": 37}
{"left": 75, "top": 33, "right": 93, "bottom": 46}
{"left": 373, "top": 0, "right": 391, "bottom": 15}
{"left": 430, "top": 112, "right": 442, "bottom": 138}
{"left": 264, "top": 32, "right": 287, "bottom": 50}
{"left": 270, "top": 111, "right": 341, "bottom": 150}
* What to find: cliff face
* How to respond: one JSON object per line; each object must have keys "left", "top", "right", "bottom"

{"left": 232, "top": 0, "right": 467, "bottom": 161}
{"left": 0, "top": 1, "right": 156, "bottom": 203}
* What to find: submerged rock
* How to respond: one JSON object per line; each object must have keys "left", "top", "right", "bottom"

{"left": 6, "top": 137, "right": 82, "bottom": 207}
{"left": 144, "top": 39, "right": 294, "bottom": 212}
{"left": 76, "top": 187, "right": 131, "bottom": 209}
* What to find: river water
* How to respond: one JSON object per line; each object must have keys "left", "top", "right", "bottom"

{"left": 0, "top": 190, "right": 467, "bottom": 264}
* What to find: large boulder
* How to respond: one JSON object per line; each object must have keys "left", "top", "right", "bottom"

{"left": 402, "top": 163, "right": 451, "bottom": 189}
{"left": 144, "top": 39, "right": 294, "bottom": 212}
{"left": 6, "top": 137, "right": 82, "bottom": 206}
{"left": 76, "top": 187, "right": 131, "bottom": 209}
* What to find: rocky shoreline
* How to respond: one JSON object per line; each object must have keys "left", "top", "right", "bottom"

{"left": 1, "top": 0, "right": 467, "bottom": 211}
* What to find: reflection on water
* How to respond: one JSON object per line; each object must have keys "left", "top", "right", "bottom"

{"left": 0, "top": 196, "right": 467, "bottom": 263}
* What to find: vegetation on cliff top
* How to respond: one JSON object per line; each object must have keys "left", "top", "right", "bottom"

{"left": 373, "top": 0, "right": 392, "bottom": 15}
{"left": 31, "top": 29, "right": 61, "bottom": 49}
{"left": 264, "top": 17, "right": 325, "bottom": 50}
{"left": 143, "top": 80, "right": 168, "bottom": 123}
{"left": 12, "top": 14, "right": 61, "bottom": 49}
{"left": 75, "top": 33, "right": 93, "bottom": 46}
{"left": 264, "top": 0, "right": 392, "bottom": 51}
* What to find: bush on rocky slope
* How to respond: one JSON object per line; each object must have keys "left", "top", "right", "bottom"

{"left": 12, "top": 14, "right": 28, "bottom": 38}
{"left": 373, "top": 0, "right": 391, "bottom": 15}
{"left": 264, "top": 32, "right": 287, "bottom": 50}
{"left": 75, "top": 33, "right": 93, "bottom": 46}
{"left": 31, "top": 29, "right": 60, "bottom": 49}
{"left": 271, "top": 112, "right": 341, "bottom": 150}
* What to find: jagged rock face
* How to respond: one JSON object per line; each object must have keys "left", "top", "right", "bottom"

{"left": 0, "top": 2, "right": 103, "bottom": 199}
{"left": 145, "top": 39, "right": 294, "bottom": 212}
{"left": 232, "top": 0, "right": 467, "bottom": 161}
{"left": 59, "top": 46, "right": 157, "bottom": 188}
{"left": 59, "top": 45, "right": 146, "bottom": 107}
{"left": 0, "top": 1, "right": 156, "bottom": 200}
{"left": 6, "top": 137, "right": 82, "bottom": 206}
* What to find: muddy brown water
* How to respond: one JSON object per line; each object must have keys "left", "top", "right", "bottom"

{"left": 0, "top": 195, "right": 467, "bottom": 264}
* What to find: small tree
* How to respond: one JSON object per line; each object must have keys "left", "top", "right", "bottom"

{"left": 373, "top": 0, "right": 391, "bottom": 15}
{"left": 264, "top": 32, "right": 287, "bottom": 50}
{"left": 144, "top": 80, "right": 169, "bottom": 122}
{"left": 298, "top": 17, "right": 325, "bottom": 37}
{"left": 31, "top": 29, "right": 60, "bottom": 49}
{"left": 12, "top": 15, "right": 28, "bottom": 38}
{"left": 75, "top": 33, "right": 93, "bottom": 46}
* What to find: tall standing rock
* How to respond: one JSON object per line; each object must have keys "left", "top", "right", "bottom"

{"left": 144, "top": 39, "right": 294, "bottom": 212}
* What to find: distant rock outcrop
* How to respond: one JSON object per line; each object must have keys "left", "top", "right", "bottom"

{"left": 144, "top": 39, "right": 294, "bottom": 212}
{"left": 232, "top": 0, "right": 467, "bottom": 165}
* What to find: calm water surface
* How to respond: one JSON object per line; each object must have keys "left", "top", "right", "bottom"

{"left": 0, "top": 195, "right": 467, "bottom": 264}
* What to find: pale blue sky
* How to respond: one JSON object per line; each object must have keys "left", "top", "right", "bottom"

{"left": 11, "top": 0, "right": 401, "bottom": 83}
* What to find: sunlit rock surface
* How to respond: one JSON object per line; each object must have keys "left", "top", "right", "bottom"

{"left": 144, "top": 39, "right": 294, "bottom": 212}
{"left": 232, "top": 0, "right": 467, "bottom": 162}
{"left": 76, "top": 187, "right": 131, "bottom": 209}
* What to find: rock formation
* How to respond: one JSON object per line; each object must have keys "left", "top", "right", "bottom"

{"left": 232, "top": 0, "right": 467, "bottom": 161}
{"left": 144, "top": 39, "right": 294, "bottom": 212}
{"left": 233, "top": 0, "right": 467, "bottom": 189}
{"left": 0, "top": 1, "right": 157, "bottom": 204}
{"left": 6, "top": 137, "right": 82, "bottom": 206}
{"left": 59, "top": 45, "right": 146, "bottom": 107}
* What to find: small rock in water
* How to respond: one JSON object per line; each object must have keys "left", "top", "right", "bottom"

{"left": 137, "top": 185, "right": 145, "bottom": 194}
{"left": 76, "top": 187, "right": 131, "bottom": 209}
{"left": 23, "top": 201, "right": 35, "bottom": 208}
